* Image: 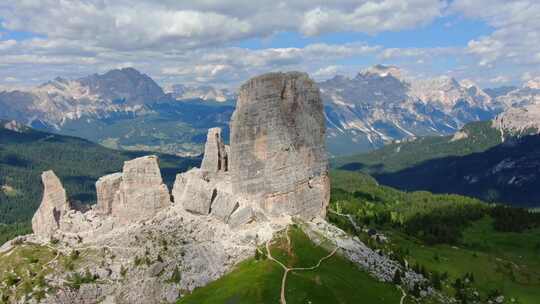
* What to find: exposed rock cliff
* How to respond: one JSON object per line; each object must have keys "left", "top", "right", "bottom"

{"left": 111, "top": 156, "right": 171, "bottom": 223}
{"left": 95, "top": 173, "right": 123, "bottom": 215}
{"left": 31, "top": 171, "right": 71, "bottom": 238}
{"left": 200, "top": 127, "right": 228, "bottom": 173}
{"left": 23, "top": 71, "right": 335, "bottom": 304}
{"left": 229, "top": 72, "right": 330, "bottom": 219}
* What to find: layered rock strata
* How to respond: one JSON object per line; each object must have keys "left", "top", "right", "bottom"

{"left": 111, "top": 156, "right": 171, "bottom": 223}
{"left": 229, "top": 72, "right": 330, "bottom": 219}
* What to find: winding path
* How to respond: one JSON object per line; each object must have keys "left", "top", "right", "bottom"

{"left": 398, "top": 285, "right": 407, "bottom": 304}
{"left": 262, "top": 227, "right": 338, "bottom": 304}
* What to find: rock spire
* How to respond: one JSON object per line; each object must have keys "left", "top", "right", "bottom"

{"left": 32, "top": 170, "right": 71, "bottom": 238}
{"left": 229, "top": 72, "right": 330, "bottom": 219}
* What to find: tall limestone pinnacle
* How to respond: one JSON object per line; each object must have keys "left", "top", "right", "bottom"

{"left": 200, "top": 127, "right": 228, "bottom": 173}
{"left": 32, "top": 170, "right": 71, "bottom": 238}
{"left": 229, "top": 71, "right": 330, "bottom": 219}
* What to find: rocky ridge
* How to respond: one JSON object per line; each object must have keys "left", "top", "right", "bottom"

{"left": 7, "top": 72, "right": 434, "bottom": 303}
{"left": 165, "top": 84, "right": 236, "bottom": 102}
{"left": 20, "top": 72, "right": 331, "bottom": 303}
{"left": 0, "top": 68, "right": 165, "bottom": 127}
{"left": 320, "top": 65, "right": 502, "bottom": 154}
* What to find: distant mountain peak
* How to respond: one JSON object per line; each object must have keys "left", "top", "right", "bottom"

{"left": 165, "top": 83, "right": 236, "bottom": 102}
{"left": 359, "top": 65, "right": 403, "bottom": 79}
{"left": 524, "top": 78, "right": 540, "bottom": 89}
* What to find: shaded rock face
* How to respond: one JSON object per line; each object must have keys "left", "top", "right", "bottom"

{"left": 200, "top": 127, "right": 228, "bottom": 173}
{"left": 111, "top": 156, "right": 171, "bottom": 223}
{"left": 229, "top": 72, "right": 330, "bottom": 219}
{"left": 32, "top": 170, "right": 71, "bottom": 238}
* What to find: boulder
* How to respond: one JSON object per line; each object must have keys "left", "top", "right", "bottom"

{"left": 172, "top": 168, "right": 209, "bottom": 204}
{"left": 200, "top": 127, "right": 228, "bottom": 173}
{"left": 229, "top": 72, "right": 330, "bottom": 219}
{"left": 32, "top": 170, "right": 71, "bottom": 238}
{"left": 111, "top": 156, "right": 171, "bottom": 223}
{"left": 210, "top": 191, "right": 239, "bottom": 222}
{"left": 228, "top": 206, "right": 255, "bottom": 228}
{"left": 95, "top": 173, "right": 123, "bottom": 215}
{"left": 180, "top": 176, "right": 215, "bottom": 215}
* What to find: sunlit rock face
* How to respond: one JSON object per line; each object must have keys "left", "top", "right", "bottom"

{"left": 111, "top": 155, "right": 171, "bottom": 223}
{"left": 229, "top": 72, "right": 330, "bottom": 219}
{"left": 32, "top": 170, "right": 71, "bottom": 238}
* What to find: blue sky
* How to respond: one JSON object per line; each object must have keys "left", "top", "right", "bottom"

{"left": 0, "top": 1, "right": 538, "bottom": 89}
{"left": 237, "top": 15, "right": 492, "bottom": 50}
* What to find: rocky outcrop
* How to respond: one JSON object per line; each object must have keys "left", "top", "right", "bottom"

{"left": 95, "top": 173, "right": 123, "bottom": 215}
{"left": 111, "top": 156, "right": 171, "bottom": 223}
{"left": 228, "top": 206, "right": 255, "bottom": 228}
{"left": 200, "top": 127, "right": 228, "bottom": 173}
{"left": 210, "top": 191, "right": 239, "bottom": 222}
{"left": 229, "top": 72, "right": 330, "bottom": 219}
{"left": 179, "top": 175, "right": 215, "bottom": 215}
{"left": 31, "top": 170, "right": 71, "bottom": 238}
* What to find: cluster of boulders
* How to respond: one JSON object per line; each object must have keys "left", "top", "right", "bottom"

{"left": 31, "top": 71, "right": 331, "bottom": 240}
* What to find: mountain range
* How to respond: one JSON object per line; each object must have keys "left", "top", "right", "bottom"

{"left": 335, "top": 115, "right": 540, "bottom": 207}
{"left": 164, "top": 84, "right": 236, "bottom": 102}
{"left": 321, "top": 65, "right": 540, "bottom": 154}
{"left": 1, "top": 65, "right": 540, "bottom": 156}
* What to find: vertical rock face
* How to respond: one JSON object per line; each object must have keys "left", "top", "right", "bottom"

{"left": 112, "top": 156, "right": 171, "bottom": 223}
{"left": 200, "top": 127, "right": 228, "bottom": 173}
{"left": 32, "top": 170, "right": 71, "bottom": 238}
{"left": 95, "top": 173, "right": 123, "bottom": 215}
{"left": 229, "top": 72, "right": 330, "bottom": 219}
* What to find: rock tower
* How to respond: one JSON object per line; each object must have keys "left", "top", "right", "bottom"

{"left": 32, "top": 171, "right": 71, "bottom": 238}
{"left": 229, "top": 72, "right": 329, "bottom": 219}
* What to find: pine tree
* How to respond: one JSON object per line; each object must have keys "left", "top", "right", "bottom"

{"left": 392, "top": 269, "right": 402, "bottom": 285}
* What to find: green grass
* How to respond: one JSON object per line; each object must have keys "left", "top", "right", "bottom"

{"left": 0, "top": 244, "right": 57, "bottom": 301}
{"left": 179, "top": 226, "right": 401, "bottom": 304}
{"left": 328, "top": 170, "right": 540, "bottom": 303}
{"left": 387, "top": 221, "right": 540, "bottom": 304}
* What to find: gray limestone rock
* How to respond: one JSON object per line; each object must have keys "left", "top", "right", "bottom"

{"left": 31, "top": 170, "right": 71, "bottom": 238}
{"left": 180, "top": 177, "right": 215, "bottom": 215}
{"left": 229, "top": 72, "right": 330, "bottom": 219}
{"left": 210, "top": 190, "right": 239, "bottom": 222}
{"left": 96, "top": 172, "right": 123, "bottom": 215}
{"left": 228, "top": 206, "right": 254, "bottom": 228}
{"left": 171, "top": 168, "right": 209, "bottom": 204}
{"left": 112, "top": 156, "right": 171, "bottom": 223}
{"left": 200, "top": 127, "right": 228, "bottom": 173}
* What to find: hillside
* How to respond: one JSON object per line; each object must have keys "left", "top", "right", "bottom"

{"left": 333, "top": 121, "right": 501, "bottom": 174}
{"left": 334, "top": 120, "right": 540, "bottom": 207}
{"left": 0, "top": 123, "right": 198, "bottom": 245}
{"left": 171, "top": 170, "right": 540, "bottom": 304}
{"left": 179, "top": 225, "right": 403, "bottom": 304}
{"left": 328, "top": 170, "right": 540, "bottom": 303}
